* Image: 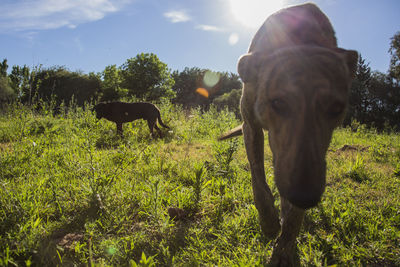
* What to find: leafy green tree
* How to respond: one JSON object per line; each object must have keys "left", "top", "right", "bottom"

{"left": 216, "top": 72, "right": 242, "bottom": 97}
{"left": 344, "top": 54, "right": 372, "bottom": 125}
{"left": 0, "top": 76, "right": 14, "bottom": 103}
{"left": 9, "top": 65, "right": 31, "bottom": 100}
{"left": 172, "top": 67, "right": 207, "bottom": 107}
{"left": 369, "top": 72, "right": 400, "bottom": 129}
{"left": 0, "top": 59, "right": 8, "bottom": 77}
{"left": 389, "top": 31, "right": 400, "bottom": 83}
{"left": 172, "top": 67, "right": 242, "bottom": 108}
{"left": 0, "top": 59, "right": 15, "bottom": 103}
{"left": 345, "top": 53, "right": 400, "bottom": 130}
{"left": 120, "top": 53, "right": 175, "bottom": 101}
{"left": 212, "top": 88, "right": 242, "bottom": 118}
{"left": 100, "top": 65, "right": 127, "bottom": 101}
{"left": 31, "top": 66, "right": 101, "bottom": 106}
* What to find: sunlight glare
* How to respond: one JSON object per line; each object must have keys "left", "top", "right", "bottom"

{"left": 196, "top": 88, "right": 209, "bottom": 98}
{"left": 229, "top": 0, "right": 284, "bottom": 28}
{"left": 203, "top": 70, "right": 220, "bottom": 87}
{"left": 228, "top": 33, "right": 239, "bottom": 45}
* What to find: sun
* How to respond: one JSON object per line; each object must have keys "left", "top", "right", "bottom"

{"left": 229, "top": 0, "right": 284, "bottom": 29}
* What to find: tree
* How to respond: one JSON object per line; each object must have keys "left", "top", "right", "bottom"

{"left": 0, "top": 59, "right": 15, "bottom": 103}
{"left": 215, "top": 72, "right": 242, "bottom": 97}
{"left": 389, "top": 31, "right": 400, "bottom": 83}
{"left": 212, "top": 88, "right": 242, "bottom": 118}
{"left": 172, "top": 67, "right": 242, "bottom": 108}
{"left": 0, "top": 59, "right": 8, "bottom": 77}
{"left": 100, "top": 65, "right": 127, "bottom": 101}
{"left": 0, "top": 76, "right": 14, "bottom": 103}
{"left": 344, "top": 54, "right": 372, "bottom": 125}
{"left": 120, "top": 53, "right": 175, "bottom": 101}
{"left": 344, "top": 52, "right": 400, "bottom": 130}
{"left": 368, "top": 71, "right": 400, "bottom": 128}
{"left": 9, "top": 65, "right": 31, "bottom": 101}
{"left": 386, "top": 31, "right": 400, "bottom": 128}
{"left": 30, "top": 66, "right": 101, "bottom": 106}
{"left": 172, "top": 67, "right": 207, "bottom": 107}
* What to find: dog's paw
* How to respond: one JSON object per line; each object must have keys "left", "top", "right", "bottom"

{"left": 268, "top": 237, "right": 300, "bottom": 267}
{"left": 269, "top": 254, "right": 300, "bottom": 267}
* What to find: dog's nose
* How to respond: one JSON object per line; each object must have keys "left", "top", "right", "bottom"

{"left": 286, "top": 188, "right": 323, "bottom": 209}
{"left": 285, "top": 153, "right": 326, "bottom": 209}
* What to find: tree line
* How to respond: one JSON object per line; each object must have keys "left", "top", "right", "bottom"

{"left": 343, "top": 32, "right": 400, "bottom": 130}
{"left": 0, "top": 53, "right": 241, "bottom": 111}
{"left": 1, "top": 32, "right": 399, "bottom": 130}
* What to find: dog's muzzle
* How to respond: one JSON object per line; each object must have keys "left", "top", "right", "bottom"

{"left": 276, "top": 158, "right": 327, "bottom": 209}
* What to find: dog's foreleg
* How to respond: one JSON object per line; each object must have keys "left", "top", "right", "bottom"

{"left": 147, "top": 120, "right": 157, "bottom": 138}
{"left": 270, "top": 197, "right": 304, "bottom": 266}
{"left": 116, "top": 123, "right": 123, "bottom": 136}
{"left": 243, "top": 122, "right": 280, "bottom": 239}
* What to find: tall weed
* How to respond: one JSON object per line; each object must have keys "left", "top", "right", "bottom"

{"left": 346, "top": 154, "right": 369, "bottom": 182}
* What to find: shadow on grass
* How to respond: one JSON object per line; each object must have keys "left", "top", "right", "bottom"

{"left": 33, "top": 199, "right": 104, "bottom": 266}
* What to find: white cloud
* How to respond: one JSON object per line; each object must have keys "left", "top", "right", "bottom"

{"left": 163, "top": 10, "right": 191, "bottom": 23}
{"left": 196, "top": 24, "right": 224, "bottom": 32}
{"left": 0, "top": 0, "right": 133, "bottom": 31}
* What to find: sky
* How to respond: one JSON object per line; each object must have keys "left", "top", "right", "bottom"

{"left": 0, "top": 0, "right": 399, "bottom": 75}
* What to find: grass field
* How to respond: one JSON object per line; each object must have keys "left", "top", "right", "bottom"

{"left": 1, "top": 102, "right": 399, "bottom": 266}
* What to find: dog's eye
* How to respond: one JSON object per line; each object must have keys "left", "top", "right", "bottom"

{"left": 270, "top": 98, "right": 289, "bottom": 116}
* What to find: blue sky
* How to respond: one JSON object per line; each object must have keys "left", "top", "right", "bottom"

{"left": 0, "top": 0, "right": 399, "bottom": 75}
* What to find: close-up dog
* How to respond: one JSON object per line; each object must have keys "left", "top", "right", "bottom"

{"left": 93, "top": 101, "right": 170, "bottom": 137}
{"left": 220, "top": 3, "right": 358, "bottom": 266}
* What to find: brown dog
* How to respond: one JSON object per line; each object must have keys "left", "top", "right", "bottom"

{"left": 220, "top": 3, "right": 358, "bottom": 265}
{"left": 93, "top": 102, "right": 169, "bottom": 136}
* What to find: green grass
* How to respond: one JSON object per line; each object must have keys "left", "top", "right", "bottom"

{"left": 0, "top": 102, "right": 399, "bottom": 266}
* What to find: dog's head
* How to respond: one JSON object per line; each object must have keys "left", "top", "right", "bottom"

{"left": 93, "top": 102, "right": 106, "bottom": 120}
{"left": 239, "top": 46, "right": 358, "bottom": 209}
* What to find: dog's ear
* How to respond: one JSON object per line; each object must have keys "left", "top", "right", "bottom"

{"left": 238, "top": 53, "right": 260, "bottom": 83}
{"left": 335, "top": 48, "right": 358, "bottom": 79}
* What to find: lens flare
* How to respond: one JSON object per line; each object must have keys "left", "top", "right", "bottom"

{"left": 229, "top": 33, "right": 239, "bottom": 45}
{"left": 106, "top": 246, "right": 117, "bottom": 255}
{"left": 203, "top": 70, "right": 220, "bottom": 88}
{"left": 196, "top": 88, "right": 209, "bottom": 98}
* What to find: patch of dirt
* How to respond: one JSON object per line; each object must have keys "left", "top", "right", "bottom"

{"left": 168, "top": 207, "right": 188, "bottom": 221}
{"left": 163, "top": 142, "right": 212, "bottom": 162}
{"left": 0, "top": 142, "right": 13, "bottom": 152}
{"left": 56, "top": 233, "right": 84, "bottom": 250}
{"left": 332, "top": 144, "right": 370, "bottom": 153}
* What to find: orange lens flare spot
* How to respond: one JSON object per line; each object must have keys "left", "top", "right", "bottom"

{"left": 196, "top": 88, "right": 209, "bottom": 98}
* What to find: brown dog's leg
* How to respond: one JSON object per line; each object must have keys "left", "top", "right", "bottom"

{"left": 243, "top": 122, "right": 281, "bottom": 239}
{"left": 116, "top": 123, "right": 123, "bottom": 136}
{"left": 153, "top": 124, "right": 162, "bottom": 137}
{"left": 270, "top": 197, "right": 305, "bottom": 266}
{"left": 146, "top": 119, "right": 156, "bottom": 138}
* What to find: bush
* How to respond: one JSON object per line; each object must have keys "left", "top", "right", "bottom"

{"left": 212, "top": 88, "right": 242, "bottom": 118}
